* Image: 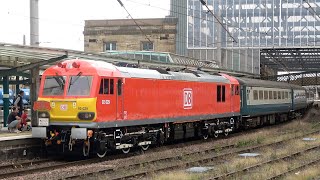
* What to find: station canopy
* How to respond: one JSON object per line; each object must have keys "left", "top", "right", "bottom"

{"left": 0, "top": 42, "right": 256, "bottom": 77}
{"left": 261, "top": 47, "right": 320, "bottom": 72}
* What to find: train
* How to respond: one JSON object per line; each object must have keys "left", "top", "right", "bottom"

{"left": 32, "top": 59, "right": 313, "bottom": 157}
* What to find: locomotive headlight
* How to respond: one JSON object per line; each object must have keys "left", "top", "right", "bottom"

{"left": 38, "top": 111, "right": 49, "bottom": 118}
{"left": 40, "top": 113, "right": 46, "bottom": 118}
{"left": 78, "top": 112, "right": 95, "bottom": 120}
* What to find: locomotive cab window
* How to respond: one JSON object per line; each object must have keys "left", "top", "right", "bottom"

{"left": 99, "top": 79, "right": 114, "bottom": 95}
{"left": 43, "top": 76, "right": 66, "bottom": 96}
{"left": 67, "top": 76, "right": 92, "bottom": 96}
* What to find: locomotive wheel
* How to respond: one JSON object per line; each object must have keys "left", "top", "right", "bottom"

{"left": 202, "top": 134, "right": 209, "bottom": 140}
{"left": 213, "top": 133, "right": 219, "bottom": 138}
{"left": 83, "top": 140, "right": 90, "bottom": 157}
{"left": 122, "top": 148, "right": 130, "bottom": 154}
{"left": 97, "top": 149, "right": 107, "bottom": 158}
{"left": 141, "top": 145, "right": 149, "bottom": 151}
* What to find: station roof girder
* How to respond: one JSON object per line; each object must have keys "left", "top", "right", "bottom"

{"left": 260, "top": 48, "right": 320, "bottom": 72}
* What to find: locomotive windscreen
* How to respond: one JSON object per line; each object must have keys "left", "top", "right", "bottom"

{"left": 43, "top": 76, "right": 66, "bottom": 96}
{"left": 67, "top": 76, "right": 93, "bottom": 96}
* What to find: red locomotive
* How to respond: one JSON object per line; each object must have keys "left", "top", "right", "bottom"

{"left": 32, "top": 59, "right": 241, "bottom": 157}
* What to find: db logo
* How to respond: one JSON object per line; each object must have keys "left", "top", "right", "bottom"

{"left": 183, "top": 88, "right": 193, "bottom": 109}
{"left": 60, "top": 104, "right": 68, "bottom": 111}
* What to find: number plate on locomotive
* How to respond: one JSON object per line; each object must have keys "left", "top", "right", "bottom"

{"left": 38, "top": 118, "right": 49, "bottom": 126}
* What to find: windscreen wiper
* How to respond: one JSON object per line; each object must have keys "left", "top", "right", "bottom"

{"left": 68, "top": 72, "right": 82, "bottom": 91}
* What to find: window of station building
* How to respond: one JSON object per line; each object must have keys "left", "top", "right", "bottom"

{"left": 278, "top": 91, "right": 281, "bottom": 99}
{"left": 264, "top": 90, "right": 268, "bottom": 100}
{"left": 285, "top": 92, "right": 289, "bottom": 99}
{"left": 217, "top": 85, "right": 226, "bottom": 102}
{"left": 141, "top": 42, "right": 154, "bottom": 51}
{"left": 104, "top": 42, "right": 117, "bottom": 51}
{"left": 99, "top": 79, "right": 114, "bottom": 95}
{"left": 273, "top": 91, "right": 277, "bottom": 99}
{"left": 269, "top": 91, "right": 273, "bottom": 100}
{"left": 259, "top": 90, "right": 263, "bottom": 100}
{"left": 282, "top": 91, "right": 285, "bottom": 99}
{"left": 253, "top": 90, "right": 258, "bottom": 100}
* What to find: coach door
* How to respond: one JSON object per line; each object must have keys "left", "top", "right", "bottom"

{"left": 116, "top": 78, "right": 124, "bottom": 120}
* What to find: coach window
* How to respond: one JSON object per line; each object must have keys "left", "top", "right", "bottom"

{"left": 264, "top": 91, "right": 268, "bottom": 100}
{"left": 217, "top": 85, "right": 221, "bottom": 102}
{"left": 273, "top": 91, "right": 277, "bottom": 100}
{"left": 269, "top": 91, "right": 273, "bottom": 100}
{"left": 253, "top": 90, "right": 258, "bottom": 100}
{"left": 259, "top": 90, "right": 263, "bottom": 100}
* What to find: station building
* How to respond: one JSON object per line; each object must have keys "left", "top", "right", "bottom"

{"left": 170, "top": 0, "right": 320, "bottom": 76}
{"left": 83, "top": 17, "right": 178, "bottom": 53}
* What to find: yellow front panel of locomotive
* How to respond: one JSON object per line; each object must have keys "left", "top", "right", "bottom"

{"left": 38, "top": 97, "right": 97, "bottom": 122}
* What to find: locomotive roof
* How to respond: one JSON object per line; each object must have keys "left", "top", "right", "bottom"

{"left": 236, "top": 77, "right": 305, "bottom": 90}
{"left": 117, "top": 67, "right": 230, "bottom": 83}
{"left": 45, "top": 59, "right": 229, "bottom": 83}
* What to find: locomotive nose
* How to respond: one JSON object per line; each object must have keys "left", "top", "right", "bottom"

{"left": 46, "top": 98, "right": 97, "bottom": 122}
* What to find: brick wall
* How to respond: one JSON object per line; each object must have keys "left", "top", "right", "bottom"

{"left": 84, "top": 18, "right": 177, "bottom": 53}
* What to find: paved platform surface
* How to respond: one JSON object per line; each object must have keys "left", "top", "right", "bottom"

{"left": 0, "top": 127, "right": 32, "bottom": 141}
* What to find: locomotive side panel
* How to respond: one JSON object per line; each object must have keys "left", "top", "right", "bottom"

{"left": 120, "top": 78, "right": 236, "bottom": 124}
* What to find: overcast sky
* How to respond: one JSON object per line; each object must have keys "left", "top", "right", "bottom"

{"left": 0, "top": 0, "right": 170, "bottom": 51}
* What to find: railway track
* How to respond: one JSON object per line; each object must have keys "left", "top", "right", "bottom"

{"left": 0, "top": 158, "right": 52, "bottom": 170}
{"left": 267, "top": 156, "right": 320, "bottom": 180}
{"left": 210, "top": 144, "right": 320, "bottom": 179}
{"left": 1, "top": 117, "right": 316, "bottom": 179}
{"left": 0, "top": 158, "right": 103, "bottom": 179}
{"left": 62, "top": 129, "right": 320, "bottom": 180}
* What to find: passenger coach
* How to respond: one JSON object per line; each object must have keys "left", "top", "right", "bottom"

{"left": 236, "top": 77, "right": 307, "bottom": 128}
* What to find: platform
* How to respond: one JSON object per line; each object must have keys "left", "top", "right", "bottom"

{"left": 0, "top": 127, "right": 42, "bottom": 160}
{"left": 0, "top": 130, "right": 32, "bottom": 141}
